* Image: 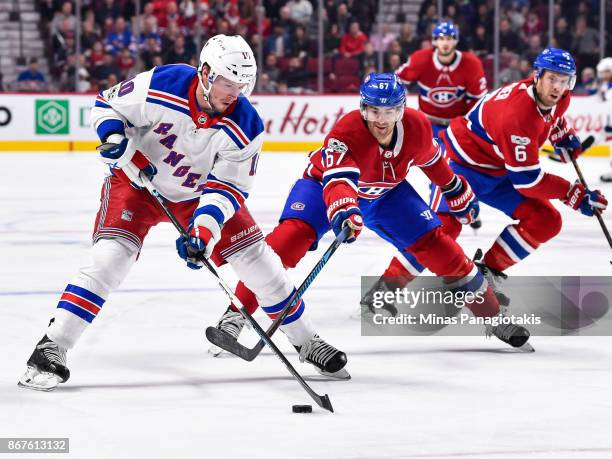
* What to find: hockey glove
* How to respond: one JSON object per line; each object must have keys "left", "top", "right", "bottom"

{"left": 551, "top": 131, "right": 583, "bottom": 163}
{"left": 564, "top": 180, "right": 608, "bottom": 216}
{"left": 126, "top": 151, "right": 157, "bottom": 189}
{"left": 97, "top": 134, "right": 133, "bottom": 168}
{"left": 442, "top": 174, "right": 480, "bottom": 225}
{"left": 175, "top": 214, "right": 221, "bottom": 269}
{"left": 328, "top": 195, "right": 363, "bottom": 243}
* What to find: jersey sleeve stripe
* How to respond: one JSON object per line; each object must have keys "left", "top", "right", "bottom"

{"left": 322, "top": 167, "right": 360, "bottom": 178}
{"left": 466, "top": 89, "right": 487, "bottom": 99}
{"left": 145, "top": 97, "right": 191, "bottom": 117}
{"left": 505, "top": 163, "right": 541, "bottom": 172}
{"left": 211, "top": 124, "right": 247, "bottom": 149}
{"left": 201, "top": 188, "right": 240, "bottom": 212}
{"left": 508, "top": 168, "right": 544, "bottom": 189}
{"left": 417, "top": 145, "right": 442, "bottom": 167}
{"left": 218, "top": 118, "right": 250, "bottom": 145}
{"left": 192, "top": 203, "right": 226, "bottom": 226}
{"left": 96, "top": 119, "right": 125, "bottom": 141}
{"left": 446, "top": 126, "right": 502, "bottom": 170}
{"left": 324, "top": 177, "right": 359, "bottom": 193}
{"left": 148, "top": 90, "right": 189, "bottom": 107}
{"left": 466, "top": 100, "right": 495, "bottom": 144}
{"left": 205, "top": 175, "right": 248, "bottom": 201}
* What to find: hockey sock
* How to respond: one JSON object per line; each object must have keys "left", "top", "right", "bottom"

{"left": 438, "top": 212, "right": 463, "bottom": 240}
{"left": 230, "top": 219, "right": 317, "bottom": 314}
{"left": 260, "top": 291, "right": 314, "bottom": 347}
{"left": 382, "top": 255, "right": 420, "bottom": 288}
{"left": 484, "top": 199, "right": 560, "bottom": 272}
{"left": 409, "top": 226, "right": 500, "bottom": 317}
{"left": 48, "top": 239, "right": 137, "bottom": 349}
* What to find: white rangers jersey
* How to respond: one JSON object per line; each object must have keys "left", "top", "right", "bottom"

{"left": 90, "top": 64, "right": 264, "bottom": 226}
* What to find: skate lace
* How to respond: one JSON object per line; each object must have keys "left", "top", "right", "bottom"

{"left": 298, "top": 334, "right": 338, "bottom": 366}
{"left": 38, "top": 341, "right": 67, "bottom": 367}
{"left": 218, "top": 310, "right": 245, "bottom": 339}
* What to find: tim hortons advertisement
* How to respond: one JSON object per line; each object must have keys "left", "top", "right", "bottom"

{"left": 0, "top": 93, "right": 609, "bottom": 154}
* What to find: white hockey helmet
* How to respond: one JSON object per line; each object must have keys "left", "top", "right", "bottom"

{"left": 198, "top": 34, "right": 257, "bottom": 98}
{"left": 596, "top": 57, "right": 612, "bottom": 78}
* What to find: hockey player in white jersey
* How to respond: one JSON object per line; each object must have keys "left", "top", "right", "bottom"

{"left": 596, "top": 57, "right": 612, "bottom": 182}
{"left": 19, "top": 35, "right": 349, "bottom": 391}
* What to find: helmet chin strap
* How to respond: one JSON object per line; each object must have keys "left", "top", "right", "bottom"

{"left": 197, "top": 68, "right": 220, "bottom": 113}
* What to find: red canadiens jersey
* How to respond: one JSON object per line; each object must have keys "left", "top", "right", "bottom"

{"left": 396, "top": 48, "right": 487, "bottom": 122}
{"left": 305, "top": 108, "right": 442, "bottom": 201}
{"left": 444, "top": 78, "right": 573, "bottom": 197}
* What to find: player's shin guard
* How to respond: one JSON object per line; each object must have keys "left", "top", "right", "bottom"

{"left": 483, "top": 199, "right": 561, "bottom": 272}
{"left": 261, "top": 293, "right": 315, "bottom": 347}
{"left": 47, "top": 238, "right": 138, "bottom": 349}
{"left": 361, "top": 253, "right": 424, "bottom": 315}
{"left": 438, "top": 212, "right": 463, "bottom": 240}
{"left": 228, "top": 239, "right": 315, "bottom": 347}
{"left": 229, "top": 219, "right": 317, "bottom": 315}
{"left": 409, "top": 227, "right": 500, "bottom": 317}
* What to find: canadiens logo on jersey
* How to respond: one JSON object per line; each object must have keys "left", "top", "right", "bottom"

{"left": 428, "top": 86, "right": 460, "bottom": 107}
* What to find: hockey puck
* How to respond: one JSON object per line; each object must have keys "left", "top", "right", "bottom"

{"left": 292, "top": 404, "right": 312, "bottom": 413}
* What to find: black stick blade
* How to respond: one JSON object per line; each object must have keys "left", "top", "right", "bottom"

{"left": 319, "top": 394, "right": 334, "bottom": 413}
{"left": 205, "top": 327, "right": 257, "bottom": 361}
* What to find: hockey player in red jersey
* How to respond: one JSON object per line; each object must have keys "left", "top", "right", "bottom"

{"left": 396, "top": 21, "right": 487, "bottom": 139}
{"left": 365, "top": 20, "right": 487, "bottom": 303}
{"left": 369, "top": 48, "right": 608, "bottom": 296}
{"left": 209, "top": 73, "right": 532, "bottom": 353}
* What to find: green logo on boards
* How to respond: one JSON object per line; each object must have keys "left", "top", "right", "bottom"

{"left": 35, "top": 100, "right": 69, "bottom": 134}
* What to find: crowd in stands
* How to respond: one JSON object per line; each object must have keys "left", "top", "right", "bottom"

{"left": 12, "top": 0, "right": 611, "bottom": 94}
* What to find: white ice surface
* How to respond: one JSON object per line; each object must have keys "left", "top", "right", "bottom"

{"left": 1, "top": 152, "right": 611, "bottom": 459}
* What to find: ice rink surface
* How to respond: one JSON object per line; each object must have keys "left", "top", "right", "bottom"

{"left": 1, "top": 152, "right": 611, "bottom": 459}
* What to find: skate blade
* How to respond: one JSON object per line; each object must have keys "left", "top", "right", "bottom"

{"left": 17, "top": 367, "right": 61, "bottom": 391}
{"left": 516, "top": 342, "right": 535, "bottom": 353}
{"left": 315, "top": 367, "right": 352, "bottom": 380}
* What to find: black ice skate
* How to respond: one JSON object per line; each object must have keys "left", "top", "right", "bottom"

{"left": 296, "top": 334, "right": 351, "bottom": 380}
{"left": 18, "top": 335, "right": 70, "bottom": 391}
{"left": 360, "top": 276, "right": 399, "bottom": 317}
{"left": 208, "top": 306, "right": 246, "bottom": 357}
{"left": 487, "top": 322, "right": 534, "bottom": 352}
{"left": 473, "top": 249, "right": 510, "bottom": 310}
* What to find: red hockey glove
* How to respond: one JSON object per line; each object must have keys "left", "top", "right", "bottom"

{"left": 564, "top": 180, "right": 608, "bottom": 216}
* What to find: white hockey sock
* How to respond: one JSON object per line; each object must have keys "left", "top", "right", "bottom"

{"left": 279, "top": 308, "right": 316, "bottom": 347}
{"left": 47, "top": 238, "right": 137, "bottom": 349}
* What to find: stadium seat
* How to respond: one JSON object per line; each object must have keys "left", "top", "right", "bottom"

{"left": 334, "top": 57, "right": 360, "bottom": 76}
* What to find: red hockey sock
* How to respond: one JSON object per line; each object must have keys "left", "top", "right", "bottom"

{"left": 409, "top": 227, "right": 500, "bottom": 317}
{"left": 483, "top": 199, "right": 561, "bottom": 272}
{"left": 438, "top": 212, "right": 462, "bottom": 241}
{"left": 382, "top": 256, "right": 417, "bottom": 288}
{"left": 409, "top": 226, "right": 473, "bottom": 277}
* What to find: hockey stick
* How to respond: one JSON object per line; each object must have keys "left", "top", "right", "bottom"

{"left": 121, "top": 162, "right": 334, "bottom": 412}
{"left": 206, "top": 225, "right": 352, "bottom": 361}
{"left": 565, "top": 138, "right": 612, "bottom": 264}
